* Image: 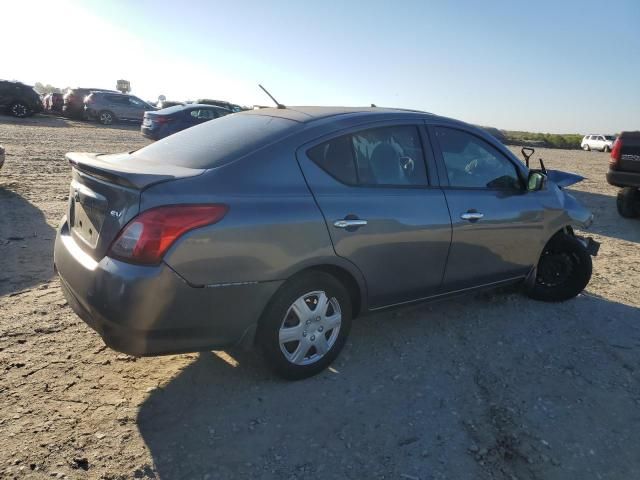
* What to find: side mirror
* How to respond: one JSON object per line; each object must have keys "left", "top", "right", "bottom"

{"left": 527, "top": 171, "right": 547, "bottom": 192}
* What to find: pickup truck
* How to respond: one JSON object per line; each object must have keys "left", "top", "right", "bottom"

{"left": 607, "top": 131, "right": 640, "bottom": 218}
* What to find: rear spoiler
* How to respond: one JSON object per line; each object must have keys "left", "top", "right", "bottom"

{"left": 66, "top": 152, "right": 204, "bottom": 190}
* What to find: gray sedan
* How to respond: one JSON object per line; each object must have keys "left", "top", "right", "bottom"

{"left": 54, "top": 107, "right": 598, "bottom": 379}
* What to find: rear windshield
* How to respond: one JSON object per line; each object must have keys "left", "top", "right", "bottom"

{"left": 131, "top": 113, "right": 299, "bottom": 169}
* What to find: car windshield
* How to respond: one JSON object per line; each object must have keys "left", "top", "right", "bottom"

{"left": 131, "top": 113, "right": 300, "bottom": 169}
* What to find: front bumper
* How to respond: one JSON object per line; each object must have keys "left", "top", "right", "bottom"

{"left": 607, "top": 169, "right": 640, "bottom": 188}
{"left": 54, "top": 220, "right": 281, "bottom": 356}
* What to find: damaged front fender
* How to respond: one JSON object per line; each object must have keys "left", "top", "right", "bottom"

{"left": 562, "top": 190, "right": 594, "bottom": 229}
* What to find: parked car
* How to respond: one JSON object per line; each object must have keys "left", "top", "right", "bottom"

{"left": 581, "top": 134, "right": 616, "bottom": 152}
{"left": 606, "top": 131, "right": 640, "bottom": 218}
{"left": 0, "top": 80, "right": 43, "bottom": 118}
{"left": 43, "top": 92, "right": 64, "bottom": 113}
{"left": 63, "top": 88, "right": 115, "bottom": 119}
{"left": 195, "top": 98, "right": 245, "bottom": 113}
{"left": 54, "top": 106, "right": 599, "bottom": 380}
{"left": 141, "top": 104, "right": 230, "bottom": 140}
{"left": 84, "top": 92, "right": 155, "bottom": 125}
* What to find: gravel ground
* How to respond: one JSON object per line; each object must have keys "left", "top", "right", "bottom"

{"left": 1, "top": 115, "right": 639, "bottom": 480}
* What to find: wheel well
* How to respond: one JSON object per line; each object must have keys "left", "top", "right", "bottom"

{"left": 300, "top": 265, "right": 363, "bottom": 318}
{"left": 539, "top": 226, "right": 576, "bottom": 253}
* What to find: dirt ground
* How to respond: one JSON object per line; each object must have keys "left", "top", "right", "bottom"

{"left": 1, "top": 115, "right": 639, "bottom": 480}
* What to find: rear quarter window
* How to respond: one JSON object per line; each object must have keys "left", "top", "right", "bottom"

{"left": 131, "top": 113, "right": 300, "bottom": 169}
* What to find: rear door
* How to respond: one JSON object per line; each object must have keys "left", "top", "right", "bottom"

{"left": 297, "top": 123, "right": 451, "bottom": 308}
{"left": 105, "top": 95, "right": 131, "bottom": 119}
{"left": 430, "top": 125, "right": 548, "bottom": 290}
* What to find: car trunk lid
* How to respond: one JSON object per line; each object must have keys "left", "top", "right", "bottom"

{"left": 615, "top": 132, "right": 640, "bottom": 173}
{"left": 66, "top": 152, "right": 204, "bottom": 259}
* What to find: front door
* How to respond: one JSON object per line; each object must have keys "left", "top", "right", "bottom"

{"left": 297, "top": 124, "right": 451, "bottom": 308}
{"left": 430, "top": 125, "right": 548, "bottom": 291}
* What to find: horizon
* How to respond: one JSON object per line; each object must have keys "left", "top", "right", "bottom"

{"left": 2, "top": 0, "right": 639, "bottom": 134}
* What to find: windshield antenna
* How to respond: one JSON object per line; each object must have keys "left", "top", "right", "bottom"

{"left": 259, "top": 84, "right": 286, "bottom": 109}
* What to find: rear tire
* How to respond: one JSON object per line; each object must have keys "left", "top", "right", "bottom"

{"left": 616, "top": 187, "right": 640, "bottom": 218}
{"left": 526, "top": 233, "right": 592, "bottom": 302}
{"left": 98, "top": 110, "right": 115, "bottom": 125}
{"left": 257, "top": 271, "right": 352, "bottom": 380}
{"left": 603, "top": 145, "right": 610, "bottom": 153}
{"left": 10, "top": 102, "right": 29, "bottom": 118}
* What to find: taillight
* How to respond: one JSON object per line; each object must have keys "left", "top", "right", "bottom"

{"left": 108, "top": 204, "right": 228, "bottom": 265}
{"left": 154, "top": 116, "right": 171, "bottom": 124}
{"left": 610, "top": 138, "right": 622, "bottom": 169}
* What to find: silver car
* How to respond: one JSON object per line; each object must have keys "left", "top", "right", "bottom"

{"left": 54, "top": 107, "right": 599, "bottom": 379}
{"left": 581, "top": 134, "right": 616, "bottom": 152}
{"left": 84, "top": 91, "right": 155, "bottom": 125}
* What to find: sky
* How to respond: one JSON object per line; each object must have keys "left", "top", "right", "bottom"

{"left": 2, "top": 0, "right": 639, "bottom": 133}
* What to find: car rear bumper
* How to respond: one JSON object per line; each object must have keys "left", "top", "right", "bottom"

{"left": 63, "top": 105, "right": 84, "bottom": 118}
{"left": 607, "top": 169, "right": 640, "bottom": 188}
{"left": 140, "top": 125, "right": 161, "bottom": 140}
{"left": 54, "top": 219, "right": 282, "bottom": 356}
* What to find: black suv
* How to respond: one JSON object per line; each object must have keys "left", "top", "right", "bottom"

{"left": 607, "top": 131, "right": 640, "bottom": 218}
{"left": 0, "top": 80, "right": 43, "bottom": 117}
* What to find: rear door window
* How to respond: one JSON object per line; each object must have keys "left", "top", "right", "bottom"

{"left": 190, "top": 108, "right": 216, "bottom": 120}
{"left": 106, "top": 95, "right": 129, "bottom": 105}
{"left": 308, "top": 136, "right": 358, "bottom": 184}
{"left": 307, "top": 125, "right": 428, "bottom": 186}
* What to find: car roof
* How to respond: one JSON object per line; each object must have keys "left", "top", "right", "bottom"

{"left": 154, "top": 103, "right": 229, "bottom": 114}
{"left": 0, "top": 80, "right": 32, "bottom": 87}
{"left": 243, "top": 105, "right": 435, "bottom": 124}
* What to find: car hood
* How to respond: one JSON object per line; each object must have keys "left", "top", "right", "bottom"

{"left": 546, "top": 169, "right": 585, "bottom": 188}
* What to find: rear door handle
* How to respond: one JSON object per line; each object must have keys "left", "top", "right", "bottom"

{"left": 334, "top": 219, "right": 368, "bottom": 229}
{"left": 460, "top": 211, "right": 484, "bottom": 221}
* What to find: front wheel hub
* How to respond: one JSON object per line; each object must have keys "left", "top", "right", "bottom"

{"left": 537, "top": 251, "right": 574, "bottom": 287}
{"left": 278, "top": 290, "right": 342, "bottom": 366}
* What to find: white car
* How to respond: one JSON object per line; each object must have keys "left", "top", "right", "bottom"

{"left": 581, "top": 134, "right": 616, "bottom": 152}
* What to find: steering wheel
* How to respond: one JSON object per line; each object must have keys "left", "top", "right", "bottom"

{"left": 399, "top": 156, "right": 415, "bottom": 176}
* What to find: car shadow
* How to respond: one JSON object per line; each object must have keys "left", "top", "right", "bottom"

{"left": 96, "top": 122, "right": 142, "bottom": 131}
{"left": 136, "top": 291, "right": 640, "bottom": 479}
{"left": 0, "top": 115, "right": 143, "bottom": 132}
{"left": 0, "top": 114, "right": 73, "bottom": 128}
{"left": 567, "top": 189, "right": 639, "bottom": 243}
{"left": 0, "top": 186, "right": 56, "bottom": 296}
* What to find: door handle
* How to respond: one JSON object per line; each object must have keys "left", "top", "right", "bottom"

{"left": 334, "top": 219, "right": 368, "bottom": 229}
{"left": 460, "top": 211, "right": 484, "bottom": 221}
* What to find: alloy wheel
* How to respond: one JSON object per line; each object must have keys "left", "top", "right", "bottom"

{"left": 278, "top": 290, "right": 342, "bottom": 366}
{"left": 100, "top": 112, "right": 113, "bottom": 125}
{"left": 11, "top": 103, "right": 28, "bottom": 118}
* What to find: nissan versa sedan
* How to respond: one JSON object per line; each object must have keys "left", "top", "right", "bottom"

{"left": 54, "top": 106, "right": 599, "bottom": 379}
